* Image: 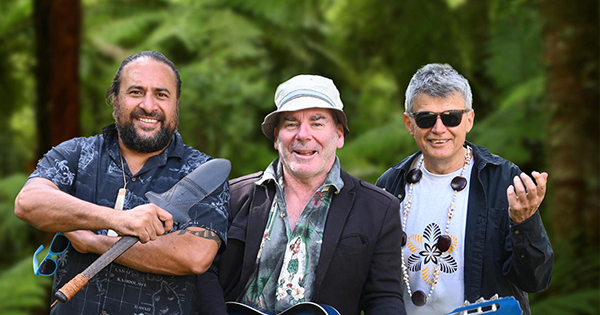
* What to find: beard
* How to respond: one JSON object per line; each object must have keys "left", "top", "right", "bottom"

{"left": 114, "top": 104, "right": 178, "bottom": 153}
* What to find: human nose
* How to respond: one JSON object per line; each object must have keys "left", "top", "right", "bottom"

{"left": 431, "top": 115, "right": 446, "bottom": 132}
{"left": 295, "top": 123, "right": 312, "bottom": 140}
{"left": 139, "top": 94, "right": 158, "bottom": 112}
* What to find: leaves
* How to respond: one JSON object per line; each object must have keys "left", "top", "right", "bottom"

{"left": 1, "top": 0, "right": 598, "bottom": 313}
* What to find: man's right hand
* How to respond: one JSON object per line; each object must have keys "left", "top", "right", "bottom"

{"left": 112, "top": 204, "right": 174, "bottom": 243}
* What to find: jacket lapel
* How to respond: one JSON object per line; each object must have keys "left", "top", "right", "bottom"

{"left": 315, "top": 170, "right": 355, "bottom": 293}
{"left": 240, "top": 183, "right": 274, "bottom": 288}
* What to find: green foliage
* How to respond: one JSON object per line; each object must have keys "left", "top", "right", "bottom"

{"left": 0, "top": 0, "right": 36, "bottom": 176}
{"left": 530, "top": 237, "right": 600, "bottom": 315}
{"left": 2, "top": 0, "right": 597, "bottom": 313}
{"left": 0, "top": 173, "right": 52, "bottom": 313}
{"left": 0, "top": 256, "right": 53, "bottom": 315}
{"left": 0, "top": 174, "right": 44, "bottom": 268}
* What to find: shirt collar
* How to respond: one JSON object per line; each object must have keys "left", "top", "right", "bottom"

{"left": 102, "top": 124, "right": 184, "bottom": 170}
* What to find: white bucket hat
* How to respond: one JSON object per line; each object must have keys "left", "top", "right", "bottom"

{"left": 261, "top": 74, "right": 350, "bottom": 141}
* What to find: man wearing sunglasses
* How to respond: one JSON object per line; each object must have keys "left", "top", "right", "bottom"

{"left": 376, "top": 64, "right": 554, "bottom": 315}
{"left": 15, "top": 51, "right": 229, "bottom": 314}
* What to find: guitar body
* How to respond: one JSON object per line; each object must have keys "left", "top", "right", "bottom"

{"left": 226, "top": 301, "right": 341, "bottom": 315}
{"left": 445, "top": 296, "right": 522, "bottom": 315}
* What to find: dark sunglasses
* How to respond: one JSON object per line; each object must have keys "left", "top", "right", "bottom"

{"left": 409, "top": 109, "right": 470, "bottom": 129}
{"left": 33, "top": 232, "right": 70, "bottom": 276}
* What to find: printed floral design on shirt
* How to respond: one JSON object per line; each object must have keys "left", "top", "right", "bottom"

{"left": 406, "top": 223, "right": 458, "bottom": 285}
{"left": 277, "top": 236, "right": 307, "bottom": 303}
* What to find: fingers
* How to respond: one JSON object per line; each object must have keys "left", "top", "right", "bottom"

{"left": 113, "top": 205, "right": 173, "bottom": 243}
{"left": 156, "top": 208, "right": 174, "bottom": 233}
{"left": 507, "top": 171, "right": 549, "bottom": 223}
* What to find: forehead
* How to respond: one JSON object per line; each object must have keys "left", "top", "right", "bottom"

{"left": 413, "top": 92, "right": 465, "bottom": 111}
{"left": 279, "top": 108, "right": 335, "bottom": 121}
{"left": 120, "top": 58, "right": 177, "bottom": 90}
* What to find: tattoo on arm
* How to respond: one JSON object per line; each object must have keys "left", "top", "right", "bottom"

{"left": 178, "top": 229, "right": 222, "bottom": 246}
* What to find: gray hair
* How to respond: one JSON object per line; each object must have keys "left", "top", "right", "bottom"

{"left": 404, "top": 63, "right": 472, "bottom": 112}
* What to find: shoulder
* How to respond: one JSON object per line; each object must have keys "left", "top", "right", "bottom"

{"left": 230, "top": 172, "right": 263, "bottom": 189}
{"left": 378, "top": 152, "right": 418, "bottom": 180}
{"left": 229, "top": 172, "right": 265, "bottom": 200}
{"left": 375, "top": 151, "right": 419, "bottom": 195}
{"left": 470, "top": 142, "right": 520, "bottom": 174}
{"left": 342, "top": 171, "right": 399, "bottom": 208}
{"left": 39, "top": 135, "right": 102, "bottom": 163}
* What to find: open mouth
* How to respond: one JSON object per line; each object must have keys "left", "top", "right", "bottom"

{"left": 138, "top": 117, "right": 159, "bottom": 123}
{"left": 293, "top": 149, "right": 317, "bottom": 157}
{"left": 429, "top": 139, "right": 448, "bottom": 144}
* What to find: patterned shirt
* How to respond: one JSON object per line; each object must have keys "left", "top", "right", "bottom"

{"left": 31, "top": 124, "right": 229, "bottom": 315}
{"left": 240, "top": 158, "right": 344, "bottom": 313}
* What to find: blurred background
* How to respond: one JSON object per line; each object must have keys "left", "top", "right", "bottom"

{"left": 0, "top": 0, "right": 598, "bottom": 314}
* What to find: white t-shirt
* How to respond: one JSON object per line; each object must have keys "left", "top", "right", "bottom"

{"left": 401, "top": 156, "right": 474, "bottom": 315}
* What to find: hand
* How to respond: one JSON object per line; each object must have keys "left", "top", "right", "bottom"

{"left": 64, "top": 230, "right": 100, "bottom": 254}
{"left": 507, "top": 171, "right": 548, "bottom": 224}
{"left": 112, "top": 204, "right": 174, "bottom": 243}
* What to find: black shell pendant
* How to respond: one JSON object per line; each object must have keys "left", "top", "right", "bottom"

{"left": 437, "top": 235, "right": 452, "bottom": 252}
{"left": 402, "top": 231, "right": 407, "bottom": 246}
{"left": 412, "top": 290, "right": 427, "bottom": 306}
{"left": 407, "top": 169, "right": 423, "bottom": 184}
{"left": 451, "top": 176, "right": 467, "bottom": 191}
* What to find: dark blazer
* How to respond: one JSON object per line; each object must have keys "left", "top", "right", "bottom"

{"left": 217, "top": 167, "right": 407, "bottom": 315}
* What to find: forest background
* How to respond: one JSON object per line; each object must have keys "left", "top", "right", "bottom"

{"left": 0, "top": 0, "right": 598, "bottom": 314}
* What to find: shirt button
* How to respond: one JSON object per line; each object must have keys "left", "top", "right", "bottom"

{"left": 102, "top": 311, "right": 107, "bottom": 315}
{"left": 110, "top": 273, "right": 114, "bottom": 278}
{"left": 514, "top": 230, "right": 520, "bottom": 235}
{"left": 131, "top": 177, "right": 137, "bottom": 182}
{"left": 520, "top": 255, "right": 525, "bottom": 258}
{"left": 398, "top": 194, "right": 403, "bottom": 199}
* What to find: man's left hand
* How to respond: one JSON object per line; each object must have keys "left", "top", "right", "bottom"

{"left": 507, "top": 171, "right": 548, "bottom": 224}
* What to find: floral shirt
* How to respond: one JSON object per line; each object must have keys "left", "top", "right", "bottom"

{"left": 240, "top": 158, "right": 344, "bottom": 313}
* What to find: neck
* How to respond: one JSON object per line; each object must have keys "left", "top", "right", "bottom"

{"left": 282, "top": 172, "right": 327, "bottom": 231}
{"left": 118, "top": 139, "right": 166, "bottom": 175}
{"left": 423, "top": 147, "right": 468, "bottom": 175}
{"left": 283, "top": 172, "right": 327, "bottom": 195}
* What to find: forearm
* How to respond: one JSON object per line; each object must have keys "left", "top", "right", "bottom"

{"left": 506, "top": 210, "right": 554, "bottom": 292}
{"left": 81, "top": 227, "right": 220, "bottom": 275}
{"left": 14, "top": 178, "right": 113, "bottom": 232}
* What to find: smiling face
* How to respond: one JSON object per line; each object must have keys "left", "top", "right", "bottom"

{"left": 404, "top": 92, "right": 475, "bottom": 174}
{"left": 274, "top": 108, "right": 345, "bottom": 183}
{"left": 112, "top": 58, "right": 180, "bottom": 153}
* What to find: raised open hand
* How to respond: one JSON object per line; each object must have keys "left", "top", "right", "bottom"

{"left": 507, "top": 171, "right": 548, "bottom": 224}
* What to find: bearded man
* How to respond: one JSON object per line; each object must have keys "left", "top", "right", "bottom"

{"left": 15, "top": 51, "right": 229, "bottom": 315}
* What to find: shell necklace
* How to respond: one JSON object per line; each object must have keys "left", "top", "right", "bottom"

{"left": 401, "top": 146, "right": 472, "bottom": 307}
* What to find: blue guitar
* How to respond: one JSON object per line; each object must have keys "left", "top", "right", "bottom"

{"left": 445, "top": 295, "right": 522, "bottom": 315}
{"left": 226, "top": 301, "right": 341, "bottom": 315}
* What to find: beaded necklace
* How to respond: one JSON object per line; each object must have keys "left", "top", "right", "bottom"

{"left": 401, "top": 146, "right": 472, "bottom": 307}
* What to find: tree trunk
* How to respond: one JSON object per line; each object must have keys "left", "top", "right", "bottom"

{"left": 542, "top": 0, "right": 599, "bottom": 247}
{"left": 32, "top": 1, "right": 81, "bottom": 313}
{"left": 34, "top": 0, "right": 82, "bottom": 159}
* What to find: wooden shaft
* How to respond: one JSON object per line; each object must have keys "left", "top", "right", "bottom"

{"left": 54, "top": 235, "right": 139, "bottom": 303}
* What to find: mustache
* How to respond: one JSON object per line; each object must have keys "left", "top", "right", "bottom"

{"left": 131, "top": 107, "right": 165, "bottom": 121}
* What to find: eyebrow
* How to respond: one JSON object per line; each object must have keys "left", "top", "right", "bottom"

{"left": 282, "top": 114, "right": 328, "bottom": 121}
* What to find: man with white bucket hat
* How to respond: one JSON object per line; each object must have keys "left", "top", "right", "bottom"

{"left": 215, "top": 74, "right": 407, "bottom": 315}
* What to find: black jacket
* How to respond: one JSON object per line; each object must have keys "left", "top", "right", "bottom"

{"left": 217, "top": 166, "right": 407, "bottom": 315}
{"left": 375, "top": 142, "right": 554, "bottom": 315}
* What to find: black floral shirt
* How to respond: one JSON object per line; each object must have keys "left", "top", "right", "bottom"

{"left": 31, "top": 124, "right": 229, "bottom": 315}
